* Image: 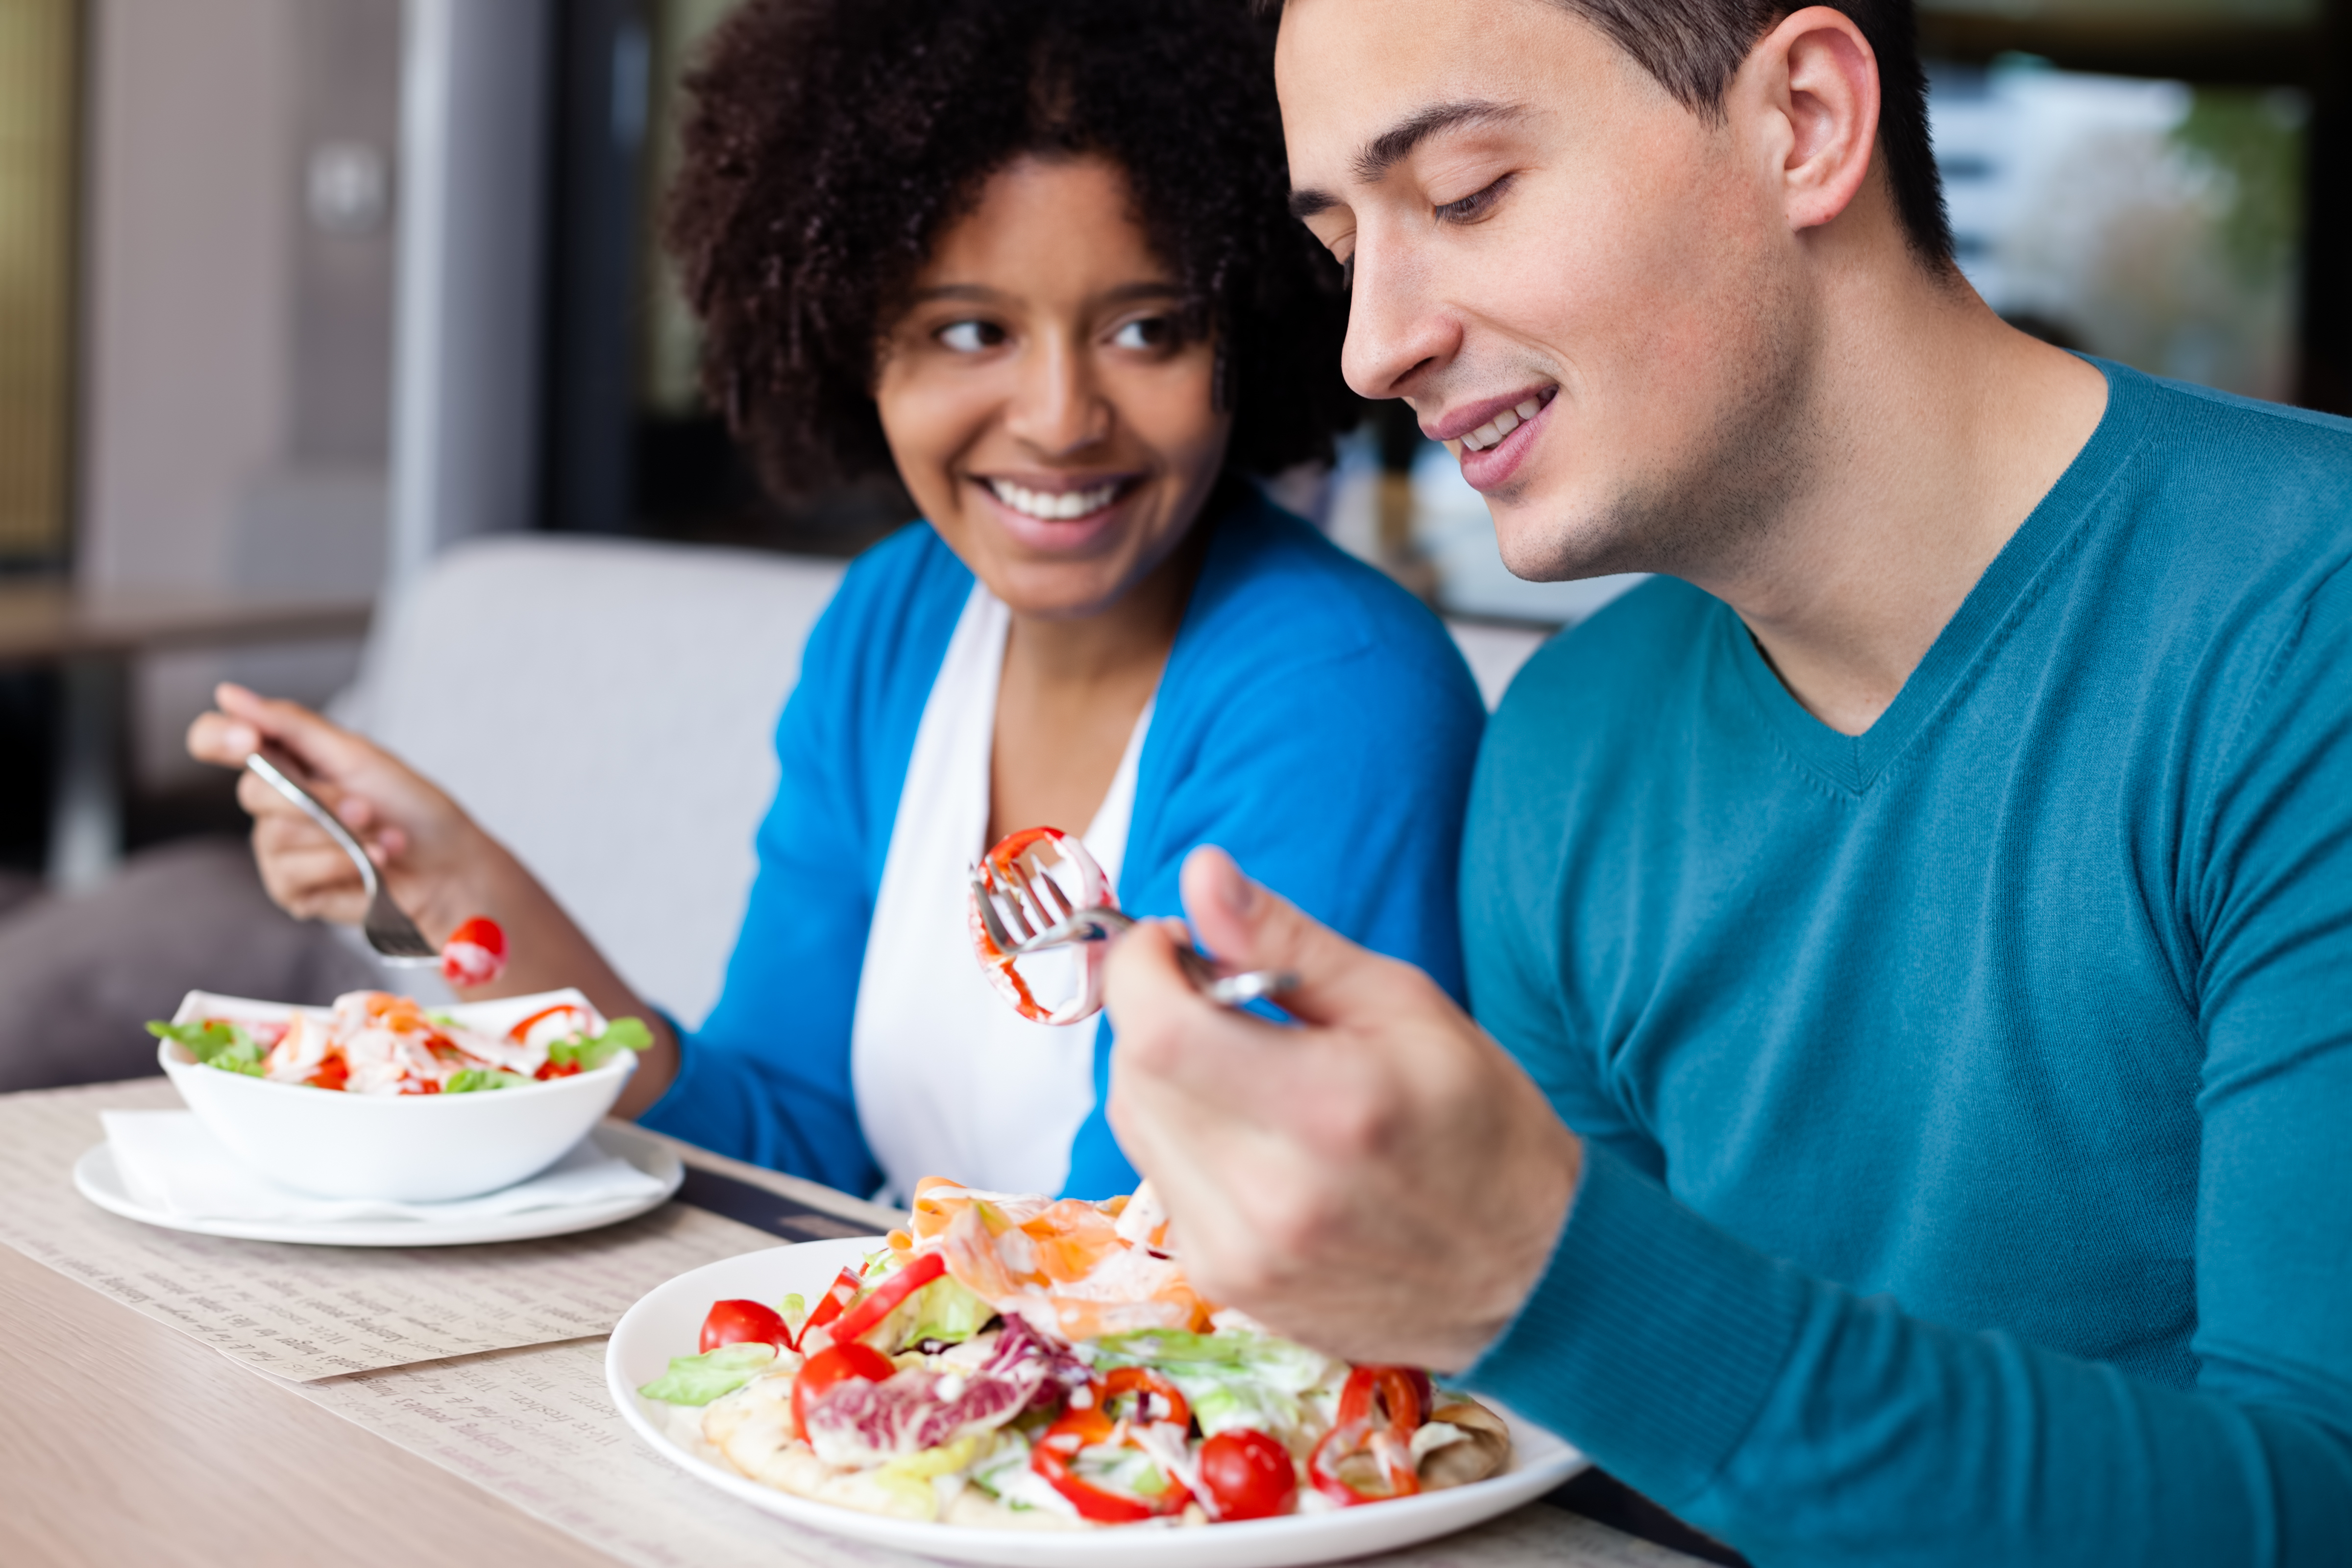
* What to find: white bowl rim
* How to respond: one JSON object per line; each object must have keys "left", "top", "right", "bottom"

{"left": 157, "top": 984, "right": 638, "bottom": 1103}
{"left": 157, "top": 1036, "right": 637, "bottom": 1101}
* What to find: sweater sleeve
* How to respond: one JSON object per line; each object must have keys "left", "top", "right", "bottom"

{"left": 636, "top": 568, "right": 886, "bottom": 1198}
{"left": 1465, "top": 568, "right": 2352, "bottom": 1565}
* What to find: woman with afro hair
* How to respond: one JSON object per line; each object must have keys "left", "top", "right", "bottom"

{"left": 192, "top": 0, "right": 1485, "bottom": 1201}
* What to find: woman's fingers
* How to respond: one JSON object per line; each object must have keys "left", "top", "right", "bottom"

{"left": 190, "top": 683, "right": 372, "bottom": 785}
{"left": 252, "top": 823, "right": 369, "bottom": 922}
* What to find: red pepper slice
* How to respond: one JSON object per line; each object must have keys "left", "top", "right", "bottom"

{"left": 1312, "top": 1366, "right": 1426, "bottom": 1508}
{"left": 1335, "top": 1366, "right": 1428, "bottom": 1431}
{"left": 794, "top": 1267, "right": 866, "bottom": 1351}
{"left": 828, "top": 1251, "right": 946, "bottom": 1348}
{"left": 1308, "top": 1415, "right": 1420, "bottom": 1506}
{"left": 1029, "top": 1403, "right": 1194, "bottom": 1522}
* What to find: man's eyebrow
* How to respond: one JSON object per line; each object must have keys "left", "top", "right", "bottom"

{"left": 1287, "top": 99, "right": 1526, "bottom": 220}
{"left": 1353, "top": 98, "right": 1522, "bottom": 185}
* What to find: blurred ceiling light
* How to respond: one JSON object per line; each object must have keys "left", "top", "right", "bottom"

{"left": 306, "top": 141, "right": 391, "bottom": 235}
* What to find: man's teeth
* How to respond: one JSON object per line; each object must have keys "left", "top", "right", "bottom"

{"left": 988, "top": 479, "right": 1121, "bottom": 519}
{"left": 1460, "top": 397, "right": 1548, "bottom": 453}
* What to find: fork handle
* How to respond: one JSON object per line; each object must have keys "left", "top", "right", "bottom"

{"left": 1173, "top": 948, "right": 1300, "bottom": 1010}
{"left": 245, "top": 749, "right": 380, "bottom": 902}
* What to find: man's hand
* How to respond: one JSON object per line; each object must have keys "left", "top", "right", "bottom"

{"left": 1104, "top": 846, "right": 1582, "bottom": 1373}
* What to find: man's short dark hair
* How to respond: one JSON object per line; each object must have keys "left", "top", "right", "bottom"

{"left": 1266, "top": 0, "right": 1955, "bottom": 269}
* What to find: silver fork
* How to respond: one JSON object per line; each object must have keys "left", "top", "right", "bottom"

{"left": 244, "top": 747, "right": 439, "bottom": 965}
{"left": 970, "top": 858, "right": 1298, "bottom": 1010}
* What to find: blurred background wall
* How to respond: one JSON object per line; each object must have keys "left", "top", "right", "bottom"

{"left": 78, "top": 0, "right": 399, "bottom": 801}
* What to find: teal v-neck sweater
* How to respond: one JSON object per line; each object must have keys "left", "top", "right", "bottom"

{"left": 1461, "top": 363, "right": 2352, "bottom": 1564}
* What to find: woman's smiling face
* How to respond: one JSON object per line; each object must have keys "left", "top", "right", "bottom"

{"left": 874, "top": 154, "right": 1234, "bottom": 620}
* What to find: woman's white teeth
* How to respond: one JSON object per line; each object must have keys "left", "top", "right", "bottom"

{"left": 1461, "top": 396, "right": 1550, "bottom": 453}
{"left": 989, "top": 479, "right": 1119, "bottom": 519}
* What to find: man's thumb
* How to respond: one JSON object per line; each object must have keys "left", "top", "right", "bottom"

{"left": 1179, "top": 846, "right": 1374, "bottom": 1014}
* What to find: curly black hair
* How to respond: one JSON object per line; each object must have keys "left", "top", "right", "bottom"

{"left": 664, "top": 0, "right": 1357, "bottom": 503}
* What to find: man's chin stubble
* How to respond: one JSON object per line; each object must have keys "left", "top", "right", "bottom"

{"left": 1495, "top": 301, "right": 1820, "bottom": 589}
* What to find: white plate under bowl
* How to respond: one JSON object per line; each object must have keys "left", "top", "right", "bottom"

{"left": 74, "top": 1122, "right": 683, "bottom": 1246}
{"left": 607, "top": 1240, "right": 1589, "bottom": 1568}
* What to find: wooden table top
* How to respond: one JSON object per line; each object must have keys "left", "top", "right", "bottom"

{"left": 0, "top": 577, "right": 373, "bottom": 665}
{"left": 0, "top": 1239, "right": 616, "bottom": 1568}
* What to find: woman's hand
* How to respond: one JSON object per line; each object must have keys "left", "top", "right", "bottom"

{"left": 185, "top": 683, "right": 490, "bottom": 944}
{"left": 186, "top": 681, "right": 684, "bottom": 1112}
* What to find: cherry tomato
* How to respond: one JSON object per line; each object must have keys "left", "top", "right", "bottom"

{"left": 440, "top": 916, "right": 508, "bottom": 987}
{"left": 791, "top": 1342, "right": 895, "bottom": 1438}
{"left": 699, "top": 1298, "right": 792, "bottom": 1354}
{"left": 1199, "top": 1429, "right": 1296, "bottom": 1521}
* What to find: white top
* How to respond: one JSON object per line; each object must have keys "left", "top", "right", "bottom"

{"left": 851, "top": 586, "right": 1153, "bottom": 1202}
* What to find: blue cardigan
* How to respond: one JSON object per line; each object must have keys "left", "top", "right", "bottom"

{"left": 642, "top": 492, "right": 1486, "bottom": 1200}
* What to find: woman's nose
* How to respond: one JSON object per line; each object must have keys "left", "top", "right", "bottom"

{"left": 1004, "top": 337, "right": 1110, "bottom": 455}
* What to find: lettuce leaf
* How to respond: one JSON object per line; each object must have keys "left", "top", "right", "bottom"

{"left": 546, "top": 1016, "right": 654, "bottom": 1073}
{"left": 636, "top": 1342, "right": 776, "bottom": 1405}
{"left": 901, "top": 1274, "right": 995, "bottom": 1349}
{"left": 1090, "top": 1327, "right": 1343, "bottom": 1441}
{"left": 443, "top": 1067, "right": 533, "bottom": 1094}
{"left": 147, "top": 1020, "right": 266, "bottom": 1077}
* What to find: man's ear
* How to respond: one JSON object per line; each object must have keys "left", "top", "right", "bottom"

{"left": 1747, "top": 5, "right": 1881, "bottom": 236}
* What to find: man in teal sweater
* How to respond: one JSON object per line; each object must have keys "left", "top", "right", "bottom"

{"left": 1104, "top": 0, "right": 2352, "bottom": 1562}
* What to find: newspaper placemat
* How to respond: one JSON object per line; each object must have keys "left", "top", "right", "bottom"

{"left": 283, "top": 1337, "right": 1705, "bottom": 1568}
{"left": 0, "top": 1079, "right": 778, "bottom": 1381}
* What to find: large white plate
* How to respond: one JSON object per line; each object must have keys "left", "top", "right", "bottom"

{"left": 74, "top": 1122, "right": 683, "bottom": 1246}
{"left": 606, "top": 1239, "right": 1589, "bottom": 1568}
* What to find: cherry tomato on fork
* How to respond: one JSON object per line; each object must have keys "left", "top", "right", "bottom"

{"left": 1199, "top": 1429, "right": 1297, "bottom": 1520}
{"left": 440, "top": 916, "right": 508, "bottom": 987}
{"left": 699, "top": 1298, "right": 793, "bottom": 1354}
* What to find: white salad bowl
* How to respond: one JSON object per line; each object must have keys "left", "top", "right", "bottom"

{"left": 608, "top": 1241, "right": 1591, "bottom": 1568}
{"left": 158, "top": 987, "right": 637, "bottom": 1201}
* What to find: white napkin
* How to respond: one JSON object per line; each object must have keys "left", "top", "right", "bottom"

{"left": 100, "top": 1110, "right": 668, "bottom": 1223}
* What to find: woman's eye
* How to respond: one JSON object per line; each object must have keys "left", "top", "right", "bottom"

{"left": 937, "top": 320, "right": 1004, "bottom": 353}
{"left": 1435, "top": 174, "right": 1513, "bottom": 225}
{"left": 1111, "top": 317, "right": 1174, "bottom": 351}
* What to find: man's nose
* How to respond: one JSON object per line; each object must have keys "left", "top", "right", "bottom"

{"left": 1005, "top": 337, "right": 1110, "bottom": 455}
{"left": 1340, "top": 233, "right": 1457, "bottom": 406}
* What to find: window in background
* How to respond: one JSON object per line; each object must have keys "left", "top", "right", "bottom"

{"left": 623, "top": 0, "right": 906, "bottom": 553}
{"left": 1933, "top": 58, "right": 2306, "bottom": 400}
{"left": 0, "top": 0, "right": 77, "bottom": 569}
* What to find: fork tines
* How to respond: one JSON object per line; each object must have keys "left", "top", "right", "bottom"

{"left": 970, "top": 856, "right": 1078, "bottom": 956}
